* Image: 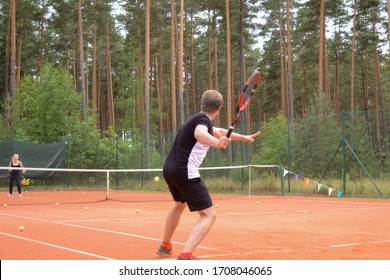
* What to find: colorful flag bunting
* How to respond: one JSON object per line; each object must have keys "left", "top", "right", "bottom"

{"left": 328, "top": 188, "right": 333, "bottom": 196}
{"left": 304, "top": 177, "right": 310, "bottom": 188}
{"left": 295, "top": 174, "right": 299, "bottom": 181}
{"left": 337, "top": 191, "right": 342, "bottom": 197}
{"left": 283, "top": 169, "right": 289, "bottom": 177}
{"left": 317, "top": 183, "right": 322, "bottom": 192}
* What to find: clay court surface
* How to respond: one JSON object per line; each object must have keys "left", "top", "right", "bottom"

{"left": 1, "top": 191, "right": 389, "bottom": 260}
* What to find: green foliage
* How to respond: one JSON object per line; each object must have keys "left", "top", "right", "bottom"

{"left": 252, "top": 112, "right": 288, "bottom": 165}
{"left": 290, "top": 96, "right": 341, "bottom": 177}
{"left": 15, "top": 64, "right": 81, "bottom": 143}
{"left": 67, "top": 116, "right": 102, "bottom": 169}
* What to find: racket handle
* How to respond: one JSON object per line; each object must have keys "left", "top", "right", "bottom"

{"left": 226, "top": 126, "right": 234, "bottom": 138}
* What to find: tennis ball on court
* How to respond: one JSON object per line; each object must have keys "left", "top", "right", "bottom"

{"left": 215, "top": 204, "right": 219, "bottom": 208}
{"left": 84, "top": 206, "right": 89, "bottom": 211}
{"left": 153, "top": 176, "right": 160, "bottom": 183}
{"left": 55, "top": 202, "right": 59, "bottom": 206}
{"left": 19, "top": 226, "right": 25, "bottom": 232}
{"left": 3, "top": 203, "right": 7, "bottom": 207}
{"left": 135, "top": 209, "right": 140, "bottom": 213}
{"left": 256, "top": 201, "right": 260, "bottom": 205}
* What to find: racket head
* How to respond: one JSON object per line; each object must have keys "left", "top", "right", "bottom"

{"left": 239, "top": 70, "right": 260, "bottom": 111}
{"left": 227, "top": 70, "right": 261, "bottom": 138}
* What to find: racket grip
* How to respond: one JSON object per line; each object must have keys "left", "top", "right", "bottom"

{"left": 226, "top": 126, "right": 234, "bottom": 138}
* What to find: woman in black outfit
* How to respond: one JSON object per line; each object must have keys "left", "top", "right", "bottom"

{"left": 8, "top": 154, "right": 25, "bottom": 198}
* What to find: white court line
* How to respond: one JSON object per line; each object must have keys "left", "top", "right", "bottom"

{"left": 200, "top": 249, "right": 294, "bottom": 259}
{"left": 326, "top": 207, "right": 382, "bottom": 211}
{"left": 220, "top": 212, "right": 252, "bottom": 216}
{"left": 280, "top": 198, "right": 390, "bottom": 208}
{"left": 328, "top": 240, "right": 390, "bottom": 248}
{"left": 201, "top": 241, "right": 390, "bottom": 259}
{"left": 218, "top": 211, "right": 288, "bottom": 216}
{"left": 56, "top": 216, "right": 165, "bottom": 223}
{"left": 0, "top": 212, "right": 219, "bottom": 251}
{"left": 0, "top": 231, "right": 114, "bottom": 260}
{"left": 329, "top": 243, "right": 359, "bottom": 248}
{"left": 368, "top": 240, "right": 390, "bottom": 244}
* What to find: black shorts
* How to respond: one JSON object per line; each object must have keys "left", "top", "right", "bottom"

{"left": 164, "top": 176, "right": 213, "bottom": 212}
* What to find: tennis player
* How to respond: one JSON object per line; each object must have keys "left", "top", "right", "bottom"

{"left": 8, "top": 154, "right": 25, "bottom": 198}
{"left": 156, "top": 90, "right": 260, "bottom": 260}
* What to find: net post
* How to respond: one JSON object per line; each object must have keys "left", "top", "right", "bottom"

{"left": 248, "top": 165, "right": 251, "bottom": 199}
{"left": 106, "top": 171, "right": 110, "bottom": 200}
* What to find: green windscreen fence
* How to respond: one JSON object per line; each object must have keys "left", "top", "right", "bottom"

{"left": 0, "top": 141, "right": 65, "bottom": 179}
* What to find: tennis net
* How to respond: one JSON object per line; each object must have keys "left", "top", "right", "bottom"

{"left": 0, "top": 165, "right": 282, "bottom": 205}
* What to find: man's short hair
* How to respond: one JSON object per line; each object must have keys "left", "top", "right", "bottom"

{"left": 201, "top": 90, "right": 223, "bottom": 113}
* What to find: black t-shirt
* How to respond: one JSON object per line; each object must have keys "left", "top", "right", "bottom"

{"left": 163, "top": 112, "right": 213, "bottom": 180}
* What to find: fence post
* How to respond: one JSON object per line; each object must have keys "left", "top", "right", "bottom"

{"left": 280, "top": 165, "right": 285, "bottom": 196}
{"left": 67, "top": 133, "right": 71, "bottom": 188}
{"left": 287, "top": 120, "right": 291, "bottom": 193}
{"left": 342, "top": 112, "right": 346, "bottom": 193}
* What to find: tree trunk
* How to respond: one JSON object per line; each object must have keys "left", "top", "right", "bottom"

{"left": 184, "top": 15, "right": 190, "bottom": 119}
{"left": 372, "top": 10, "right": 389, "bottom": 164}
{"left": 286, "top": 0, "right": 294, "bottom": 121}
{"left": 106, "top": 24, "right": 114, "bottom": 128}
{"left": 97, "top": 62, "right": 102, "bottom": 129}
{"left": 213, "top": 13, "right": 219, "bottom": 92}
{"left": 170, "top": 0, "right": 177, "bottom": 136}
{"left": 350, "top": 0, "right": 357, "bottom": 113}
{"left": 16, "top": 19, "right": 23, "bottom": 88}
{"left": 362, "top": 49, "right": 369, "bottom": 111}
{"left": 302, "top": 63, "right": 309, "bottom": 115}
{"left": 78, "top": 0, "right": 87, "bottom": 121}
{"left": 388, "top": 0, "right": 390, "bottom": 61}
{"left": 318, "top": 0, "right": 325, "bottom": 114}
{"left": 208, "top": 10, "right": 213, "bottom": 90}
{"left": 136, "top": 0, "right": 143, "bottom": 130}
{"left": 225, "top": 0, "right": 233, "bottom": 166}
{"left": 239, "top": 0, "right": 248, "bottom": 165}
{"left": 92, "top": 0, "right": 98, "bottom": 125}
{"left": 334, "top": 33, "right": 341, "bottom": 126}
{"left": 279, "top": 0, "right": 287, "bottom": 116}
{"left": 156, "top": 57, "right": 165, "bottom": 158}
{"left": 190, "top": 11, "right": 196, "bottom": 114}
{"left": 177, "top": 0, "right": 185, "bottom": 127}
{"left": 158, "top": 12, "right": 165, "bottom": 157}
{"left": 10, "top": 0, "right": 16, "bottom": 99}
{"left": 37, "top": 0, "right": 45, "bottom": 77}
{"left": 144, "top": 0, "right": 151, "bottom": 168}
{"left": 4, "top": 13, "right": 10, "bottom": 99}
{"left": 323, "top": 36, "right": 331, "bottom": 101}
{"left": 213, "top": 12, "right": 220, "bottom": 127}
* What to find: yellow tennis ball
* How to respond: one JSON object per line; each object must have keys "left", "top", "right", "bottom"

{"left": 153, "top": 176, "right": 160, "bottom": 183}
{"left": 256, "top": 201, "right": 260, "bottom": 205}
{"left": 19, "top": 226, "right": 25, "bottom": 232}
{"left": 135, "top": 209, "right": 140, "bottom": 213}
{"left": 55, "top": 202, "right": 59, "bottom": 206}
{"left": 4, "top": 203, "right": 7, "bottom": 207}
{"left": 215, "top": 204, "right": 219, "bottom": 208}
{"left": 84, "top": 206, "right": 89, "bottom": 211}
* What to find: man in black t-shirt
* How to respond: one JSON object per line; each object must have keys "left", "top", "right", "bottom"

{"left": 156, "top": 90, "right": 261, "bottom": 260}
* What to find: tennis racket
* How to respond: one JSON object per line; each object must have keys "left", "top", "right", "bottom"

{"left": 226, "top": 70, "right": 261, "bottom": 138}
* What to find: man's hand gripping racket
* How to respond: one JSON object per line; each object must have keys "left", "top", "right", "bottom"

{"left": 226, "top": 70, "right": 261, "bottom": 138}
